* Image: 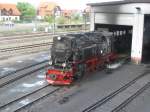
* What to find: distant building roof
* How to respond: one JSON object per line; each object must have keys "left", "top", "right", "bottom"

{"left": 88, "top": 0, "right": 150, "bottom": 6}
{"left": 38, "top": 2, "right": 61, "bottom": 16}
{"left": 62, "top": 9, "right": 78, "bottom": 17}
{"left": 0, "top": 3, "right": 21, "bottom": 16}
{"left": 84, "top": 6, "right": 91, "bottom": 13}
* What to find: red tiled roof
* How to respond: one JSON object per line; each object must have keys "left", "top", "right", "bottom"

{"left": 62, "top": 9, "right": 78, "bottom": 17}
{"left": 38, "top": 2, "right": 59, "bottom": 16}
{"left": 0, "top": 3, "right": 21, "bottom": 16}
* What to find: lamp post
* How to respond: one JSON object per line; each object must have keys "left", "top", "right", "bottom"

{"left": 0, "top": 9, "right": 1, "bottom": 21}
{"left": 53, "top": 7, "right": 58, "bottom": 34}
{"left": 83, "top": 10, "right": 86, "bottom": 31}
{"left": 33, "top": 9, "right": 38, "bottom": 32}
{"left": 53, "top": 11, "right": 55, "bottom": 34}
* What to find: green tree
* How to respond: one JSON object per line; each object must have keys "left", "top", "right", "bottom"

{"left": 17, "top": 2, "right": 36, "bottom": 21}
{"left": 56, "top": 16, "right": 66, "bottom": 24}
{"left": 71, "top": 13, "right": 83, "bottom": 24}
{"left": 44, "top": 16, "right": 54, "bottom": 24}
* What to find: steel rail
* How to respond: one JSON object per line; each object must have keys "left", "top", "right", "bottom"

{"left": 14, "top": 87, "right": 61, "bottom": 112}
{"left": 0, "top": 60, "right": 48, "bottom": 80}
{"left": 82, "top": 70, "right": 150, "bottom": 112}
{"left": 0, "top": 42, "right": 53, "bottom": 52}
{"left": 0, "top": 84, "right": 60, "bottom": 112}
{"left": 0, "top": 60, "right": 48, "bottom": 88}
{"left": 112, "top": 81, "right": 150, "bottom": 112}
{"left": 0, "top": 30, "right": 81, "bottom": 41}
{"left": 0, "top": 33, "right": 52, "bottom": 41}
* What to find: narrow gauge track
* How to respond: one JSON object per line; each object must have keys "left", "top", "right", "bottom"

{"left": 0, "top": 33, "right": 52, "bottom": 41}
{"left": 0, "top": 36, "right": 52, "bottom": 44}
{"left": 0, "top": 32, "right": 46, "bottom": 37}
{"left": 0, "top": 60, "right": 48, "bottom": 79}
{"left": 0, "top": 42, "right": 53, "bottom": 53}
{"left": 0, "top": 31, "right": 79, "bottom": 41}
{"left": 82, "top": 69, "right": 150, "bottom": 112}
{"left": 0, "top": 60, "right": 48, "bottom": 88}
{"left": 112, "top": 81, "right": 150, "bottom": 112}
{"left": 0, "top": 85, "right": 61, "bottom": 112}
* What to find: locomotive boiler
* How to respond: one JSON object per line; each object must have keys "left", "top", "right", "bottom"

{"left": 46, "top": 32, "right": 118, "bottom": 85}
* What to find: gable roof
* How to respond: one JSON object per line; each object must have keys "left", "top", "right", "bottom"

{"left": 62, "top": 9, "right": 78, "bottom": 17}
{"left": 0, "top": 3, "right": 21, "bottom": 16}
{"left": 38, "top": 2, "right": 61, "bottom": 16}
{"left": 39, "top": 2, "right": 58, "bottom": 11}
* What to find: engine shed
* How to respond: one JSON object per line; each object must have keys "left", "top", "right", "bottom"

{"left": 88, "top": 0, "right": 150, "bottom": 64}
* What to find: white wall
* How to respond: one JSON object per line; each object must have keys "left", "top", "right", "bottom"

{"left": 94, "top": 13, "right": 134, "bottom": 26}
{"left": 90, "top": 4, "right": 145, "bottom": 64}
{"left": 92, "top": 3, "right": 150, "bottom": 14}
{"left": 131, "top": 13, "right": 144, "bottom": 64}
{"left": 0, "top": 16, "right": 20, "bottom": 21}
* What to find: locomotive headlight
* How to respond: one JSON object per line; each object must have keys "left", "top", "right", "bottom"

{"left": 57, "top": 36, "right": 61, "bottom": 40}
{"left": 49, "top": 55, "right": 51, "bottom": 59}
{"left": 49, "top": 61, "right": 52, "bottom": 65}
{"left": 62, "top": 63, "right": 66, "bottom": 67}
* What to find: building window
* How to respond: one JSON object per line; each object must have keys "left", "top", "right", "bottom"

{"left": 3, "top": 17, "right": 5, "bottom": 21}
{"left": 9, "top": 9, "right": 13, "bottom": 15}
{"left": 2, "top": 8, "right": 8, "bottom": 16}
{"left": 15, "top": 17, "right": 18, "bottom": 20}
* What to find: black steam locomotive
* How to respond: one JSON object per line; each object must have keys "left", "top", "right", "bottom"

{"left": 46, "top": 31, "right": 117, "bottom": 85}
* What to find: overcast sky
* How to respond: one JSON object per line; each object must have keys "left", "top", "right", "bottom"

{"left": 0, "top": 0, "right": 123, "bottom": 9}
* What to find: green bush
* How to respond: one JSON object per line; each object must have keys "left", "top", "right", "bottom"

{"left": 44, "top": 16, "right": 54, "bottom": 24}
{"left": 56, "top": 16, "right": 66, "bottom": 24}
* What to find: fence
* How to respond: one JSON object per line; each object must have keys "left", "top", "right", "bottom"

{"left": 0, "top": 23, "right": 90, "bottom": 34}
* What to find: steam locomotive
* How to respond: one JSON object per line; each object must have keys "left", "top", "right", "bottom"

{"left": 46, "top": 32, "right": 118, "bottom": 85}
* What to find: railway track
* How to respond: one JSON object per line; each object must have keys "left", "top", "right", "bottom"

{"left": 0, "top": 57, "right": 72, "bottom": 112}
{"left": 0, "top": 42, "right": 52, "bottom": 59}
{"left": 0, "top": 34, "right": 52, "bottom": 59}
{"left": 0, "top": 36, "right": 52, "bottom": 45}
{"left": 0, "top": 31, "right": 79, "bottom": 41}
{"left": 0, "top": 60, "right": 48, "bottom": 88}
{"left": 0, "top": 48, "right": 49, "bottom": 60}
{"left": 0, "top": 37, "right": 52, "bottom": 49}
{"left": 0, "top": 31, "right": 78, "bottom": 58}
{"left": 82, "top": 69, "right": 150, "bottom": 112}
{"left": 0, "top": 32, "right": 46, "bottom": 37}
{"left": 0, "top": 59, "right": 73, "bottom": 112}
{"left": 0, "top": 33, "right": 51, "bottom": 41}
{"left": 0, "top": 42, "right": 52, "bottom": 52}
{"left": 0, "top": 59, "right": 53, "bottom": 112}
{"left": 0, "top": 85, "right": 61, "bottom": 112}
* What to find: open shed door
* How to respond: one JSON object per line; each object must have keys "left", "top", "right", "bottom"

{"left": 95, "top": 24, "right": 132, "bottom": 57}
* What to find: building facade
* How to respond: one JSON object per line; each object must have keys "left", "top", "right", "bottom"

{"left": 88, "top": 0, "right": 150, "bottom": 64}
{"left": 37, "top": 2, "right": 61, "bottom": 19}
{"left": 0, "top": 3, "right": 21, "bottom": 21}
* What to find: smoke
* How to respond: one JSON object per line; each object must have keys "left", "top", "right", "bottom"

{"left": 107, "top": 58, "right": 126, "bottom": 69}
